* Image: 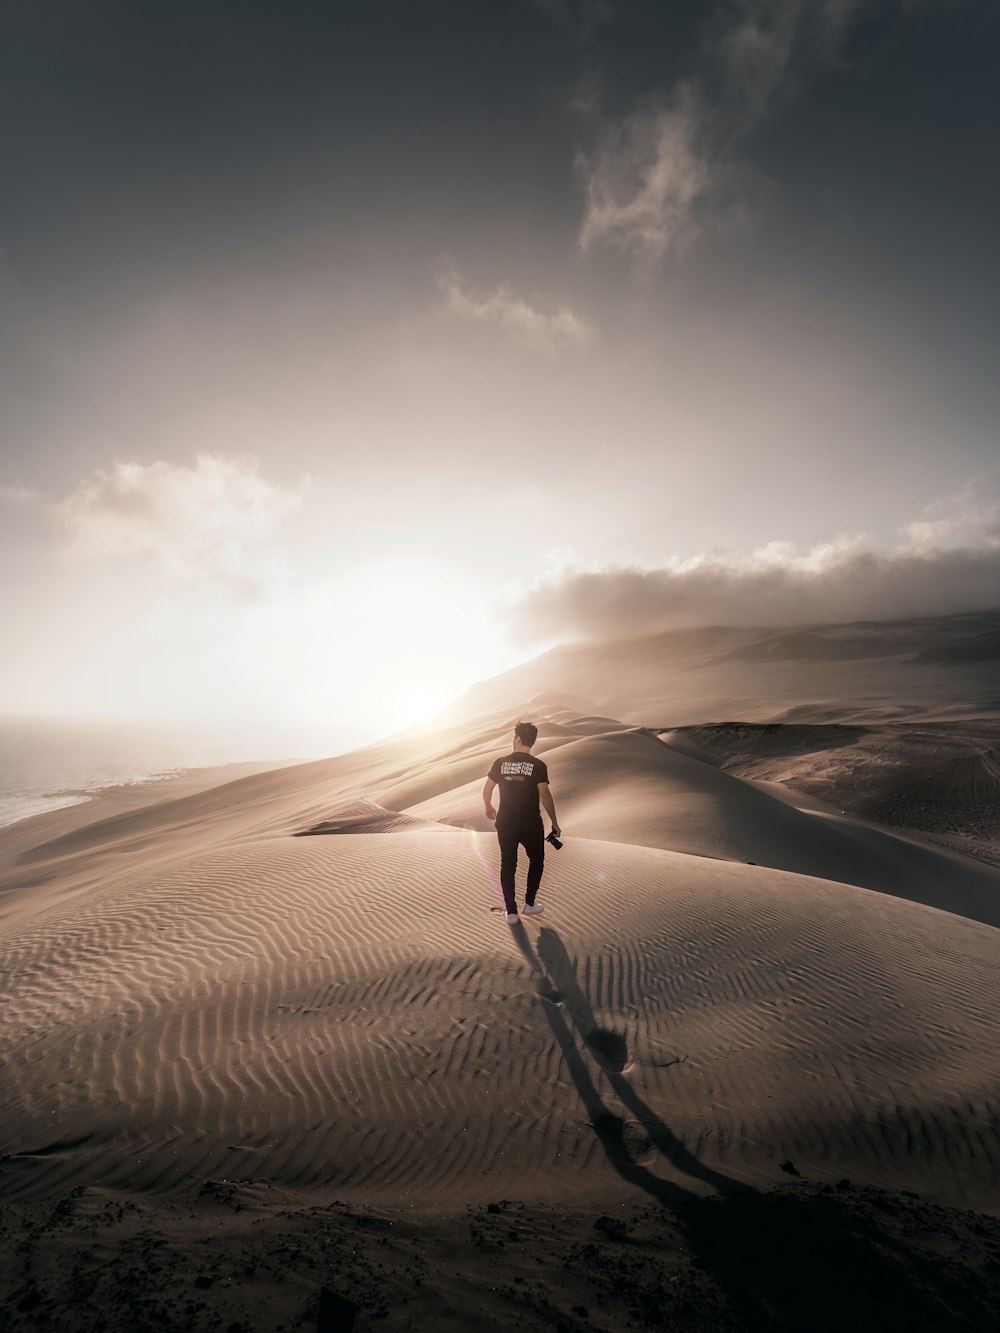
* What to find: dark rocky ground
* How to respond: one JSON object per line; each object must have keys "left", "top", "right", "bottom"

{"left": 2, "top": 1179, "right": 998, "bottom": 1331}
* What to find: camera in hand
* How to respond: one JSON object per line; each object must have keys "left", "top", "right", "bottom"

{"left": 546, "top": 831, "right": 563, "bottom": 849}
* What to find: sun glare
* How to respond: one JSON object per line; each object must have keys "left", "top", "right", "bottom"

{"left": 316, "top": 559, "right": 506, "bottom": 735}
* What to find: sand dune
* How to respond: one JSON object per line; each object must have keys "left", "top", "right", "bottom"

{"left": 2, "top": 694, "right": 999, "bottom": 1328}
{"left": 3, "top": 828, "right": 998, "bottom": 1214}
{"left": 406, "top": 725, "right": 1000, "bottom": 926}
{"left": 449, "top": 608, "right": 1000, "bottom": 725}
{"left": 667, "top": 718, "right": 1000, "bottom": 870}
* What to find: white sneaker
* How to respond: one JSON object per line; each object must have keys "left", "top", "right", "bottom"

{"left": 523, "top": 903, "right": 544, "bottom": 916}
{"left": 505, "top": 912, "right": 519, "bottom": 924}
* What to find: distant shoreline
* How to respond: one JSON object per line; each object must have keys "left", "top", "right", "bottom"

{"left": 0, "top": 756, "right": 307, "bottom": 835}
{"left": 0, "top": 792, "right": 94, "bottom": 830}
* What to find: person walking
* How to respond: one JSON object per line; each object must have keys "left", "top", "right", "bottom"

{"left": 482, "top": 720, "right": 560, "bottom": 924}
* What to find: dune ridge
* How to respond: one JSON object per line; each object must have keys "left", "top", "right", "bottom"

{"left": 3, "top": 805, "right": 998, "bottom": 1211}
{"left": 447, "top": 608, "right": 1000, "bottom": 726}
{"left": 2, "top": 691, "right": 999, "bottom": 1329}
{"left": 666, "top": 718, "right": 1000, "bottom": 870}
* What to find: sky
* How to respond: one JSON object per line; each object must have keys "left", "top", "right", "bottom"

{"left": 1, "top": 0, "right": 998, "bottom": 749}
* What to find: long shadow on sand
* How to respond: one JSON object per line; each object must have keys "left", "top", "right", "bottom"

{"left": 508, "top": 923, "right": 748, "bottom": 1206}
{"left": 504, "top": 927, "right": 1000, "bottom": 1330}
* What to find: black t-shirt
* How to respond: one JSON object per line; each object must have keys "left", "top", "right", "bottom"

{"left": 487, "top": 752, "right": 549, "bottom": 823}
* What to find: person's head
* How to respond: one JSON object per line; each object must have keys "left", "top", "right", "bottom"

{"left": 513, "top": 719, "right": 538, "bottom": 751}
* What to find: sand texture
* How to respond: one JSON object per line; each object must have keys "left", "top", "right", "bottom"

{"left": 665, "top": 718, "right": 1000, "bottom": 870}
{"left": 2, "top": 695, "right": 999, "bottom": 1329}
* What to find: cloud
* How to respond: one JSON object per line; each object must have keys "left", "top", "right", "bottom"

{"left": 717, "top": 1, "right": 802, "bottom": 118}
{"left": 901, "top": 479, "right": 1000, "bottom": 552}
{"left": 54, "top": 453, "right": 303, "bottom": 591}
{"left": 504, "top": 492, "right": 1000, "bottom": 642}
{"left": 717, "top": 0, "right": 862, "bottom": 119}
{"left": 439, "top": 268, "right": 595, "bottom": 354}
{"left": 0, "top": 483, "right": 38, "bottom": 504}
{"left": 578, "top": 91, "right": 713, "bottom": 261}
{"left": 577, "top": 0, "right": 868, "bottom": 260}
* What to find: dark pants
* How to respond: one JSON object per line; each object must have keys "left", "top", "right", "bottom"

{"left": 497, "top": 817, "right": 545, "bottom": 914}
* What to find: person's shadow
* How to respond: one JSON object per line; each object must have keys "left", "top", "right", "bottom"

{"left": 508, "top": 923, "right": 749, "bottom": 1206}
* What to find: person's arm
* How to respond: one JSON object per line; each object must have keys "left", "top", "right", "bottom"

{"left": 538, "top": 783, "right": 560, "bottom": 836}
{"left": 482, "top": 777, "right": 497, "bottom": 822}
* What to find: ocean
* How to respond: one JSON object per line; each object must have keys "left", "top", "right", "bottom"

{"left": 0, "top": 717, "right": 329, "bottom": 829}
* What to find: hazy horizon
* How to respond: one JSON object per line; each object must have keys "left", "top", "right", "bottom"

{"left": 2, "top": 1, "right": 998, "bottom": 746}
